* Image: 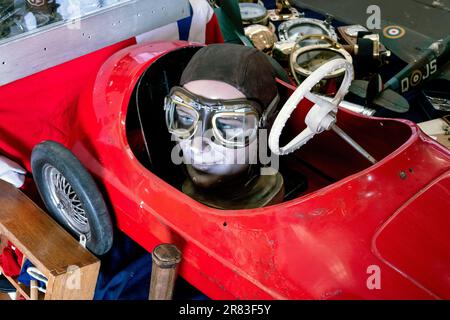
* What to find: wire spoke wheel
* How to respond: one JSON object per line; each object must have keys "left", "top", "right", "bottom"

{"left": 32, "top": 141, "right": 113, "bottom": 255}
{"left": 43, "top": 164, "right": 90, "bottom": 237}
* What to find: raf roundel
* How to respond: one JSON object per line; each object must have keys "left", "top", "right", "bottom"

{"left": 27, "top": 0, "right": 45, "bottom": 6}
{"left": 383, "top": 25, "right": 406, "bottom": 39}
{"left": 410, "top": 70, "right": 422, "bottom": 86}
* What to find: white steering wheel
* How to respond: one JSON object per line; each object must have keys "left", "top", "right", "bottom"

{"left": 269, "top": 59, "right": 354, "bottom": 155}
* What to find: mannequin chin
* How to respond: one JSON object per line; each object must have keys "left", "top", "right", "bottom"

{"left": 185, "top": 164, "right": 250, "bottom": 189}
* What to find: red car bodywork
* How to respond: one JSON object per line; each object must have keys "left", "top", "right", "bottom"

{"left": 0, "top": 41, "right": 449, "bottom": 299}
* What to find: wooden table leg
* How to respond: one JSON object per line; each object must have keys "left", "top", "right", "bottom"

{"left": 149, "top": 244, "right": 182, "bottom": 300}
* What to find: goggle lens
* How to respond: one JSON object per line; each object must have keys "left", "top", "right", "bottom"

{"left": 213, "top": 113, "right": 258, "bottom": 146}
{"left": 166, "top": 98, "right": 199, "bottom": 138}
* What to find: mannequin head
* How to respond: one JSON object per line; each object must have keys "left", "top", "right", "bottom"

{"left": 165, "top": 44, "right": 279, "bottom": 189}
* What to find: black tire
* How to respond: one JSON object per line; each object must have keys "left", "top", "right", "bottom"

{"left": 31, "top": 141, "right": 113, "bottom": 256}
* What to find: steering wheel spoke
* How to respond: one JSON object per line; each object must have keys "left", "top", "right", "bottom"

{"left": 305, "top": 92, "right": 337, "bottom": 112}
{"left": 304, "top": 91, "right": 322, "bottom": 105}
{"left": 269, "top": 59, "right": 354, "bottom": 155}
{"left": 279, "top": 128, "right": 315, "bottom": 155}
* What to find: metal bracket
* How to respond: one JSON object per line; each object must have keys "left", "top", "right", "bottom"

{"left": 268, "top": 7, "right": 302, "bottom": 22}
{"left": 426, "top": 95, "right": 450, "bottom": 112}
{"left": 79, "top": 234, "right": 87, "bottom": 249}
{"left": 324, "top": 14, "right": 334, "bottom": 27}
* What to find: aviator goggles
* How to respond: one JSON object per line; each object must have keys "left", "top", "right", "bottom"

{"left": 164, "top": 86, "right": 263, "bottom": 148}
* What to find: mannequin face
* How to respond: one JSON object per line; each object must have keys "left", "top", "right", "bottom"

{"left": 170, "top": 80, "right": 259, "bottom": 188}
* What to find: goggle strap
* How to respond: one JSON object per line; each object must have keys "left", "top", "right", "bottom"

{"left": 260, "top": 94, "right": 280, "bottom": 127}
{"left": 165, "top": 98, "right": 176, "bottom": 130}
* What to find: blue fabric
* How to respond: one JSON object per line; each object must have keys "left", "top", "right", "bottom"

{"left": 17, "top": 259, "right": 46, "bottom": 292}
{"left": 95, "top": 254, "right": 152, "bottom": 300}
{"left": 177, "top": 4, "right": 193, "bottom": 41}
{"left": 0, "top": 275, "right": 15, "bottom": 293}
{"left": 94, "top": 231, "right": 151, "bottom": 300}
{"left": 94, "top": 231, "right": 208, "bottom": 300}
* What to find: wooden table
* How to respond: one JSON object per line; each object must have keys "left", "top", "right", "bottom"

{"left": 0, "top": 180, "right": 100, "bottom": 300}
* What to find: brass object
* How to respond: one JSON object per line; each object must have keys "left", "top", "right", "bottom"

{"left": 337, "top": 25, "right": 368, "bottom": 45}
{"left": 244, "top": 24, "right": 277, "bottom": 53}
{"left": 273, "top": 40, "right": 296, "bottom": 61}
{"left": 338, "top": 25, "right": 391, "bottom": 63}
{"left": 291, "top": 35, "right": 353, "bottom": 79}
{"left": 288, "top": 34, "right": 353, "bottom": 90}
{"left": 268, "top": 0, "right": 302, "bottom": 21}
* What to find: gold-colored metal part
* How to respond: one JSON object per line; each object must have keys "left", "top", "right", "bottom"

{"left": 275, "top": 30, "right": 337, "bottom": 62}
{"left": 268, "top": 0, "right": 301, "bottom": 21}
{"left": 289, "top": 34, "right": 353, "bottom": 87}
{"left": 272, "top": 40, "right": 296, "bottom": 61}
{"left": 276, "top": 0, "right": 292, "bottom": 13}
{"left": 337, "top": 25, "right": 391, "bottom": 63}
{"left": 292, "top": 46, "right": 351, "bottom": 79}
{"left": 244, "top": 24, "right": 277, "bottom": 53}
{"left": 337, "top": 24, "right": 368, "bottom": 45}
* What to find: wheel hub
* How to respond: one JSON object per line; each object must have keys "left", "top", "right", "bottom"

{"left": 42, "top": 164, "right": 90, "bottom": 237}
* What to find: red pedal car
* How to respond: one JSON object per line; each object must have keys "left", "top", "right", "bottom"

{"left": 1, "top": 39, "right": 449, "bottom": 299}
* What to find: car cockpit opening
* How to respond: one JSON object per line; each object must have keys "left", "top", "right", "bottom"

{"left": 126, "top": 45, "right": 412, "bottom": 210}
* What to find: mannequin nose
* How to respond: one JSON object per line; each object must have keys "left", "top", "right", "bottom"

{"left": 191, "top": 136, "right": 212, "bottom": 154}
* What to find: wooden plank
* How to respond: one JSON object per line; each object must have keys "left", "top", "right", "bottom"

{"left": 0, "top": 234, "right": 7, "bottom": 251}
{"left": 0, "top": 293, "right": 10, "bottom": 300}
{"left": 30, "top": 280, "right": 38, "bottom": 300}
{"left": 0, "top": 180, "right": 99, "bottom": 279}
{"left": 45, "top": 262, "right": 100, "bottom": 300}
{"left": 0, "top": 265, "right": 44, "bottom": 300}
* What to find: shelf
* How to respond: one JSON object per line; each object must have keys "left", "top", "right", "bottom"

{"left": 0, "top": 180, "right": 100, "bottom": 300}
{"left": 0, "top": 293, "right": 11, "bottom": 300}
{"left": 0, "top": 265, "right": 44, "bottom": 300}
{"left": 0, "top": 181, "right": 98, "bottom": 278}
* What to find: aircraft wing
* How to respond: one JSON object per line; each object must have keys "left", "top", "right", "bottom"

{"left": 291, "top": 0, "right": 450, "bottom": 63}
{"left": 376, "top": 21, "right": 434, "bottom": 63}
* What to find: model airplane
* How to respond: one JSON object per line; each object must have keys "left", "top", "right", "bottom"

{"left": 384, "top": 37, "right": 450, "bottom": 93}
{"left": 350, "top": 35, "right": 450, "bottom": 113}
{"left": 292, "top": 0, "right": 450, "bottom": 113}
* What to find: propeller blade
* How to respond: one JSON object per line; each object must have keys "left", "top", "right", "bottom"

{"left": 372, "top": 89, "right": 410, "bottom": 113}
{"left": 349, "top": 80, "right": 369, "bottom": 99}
